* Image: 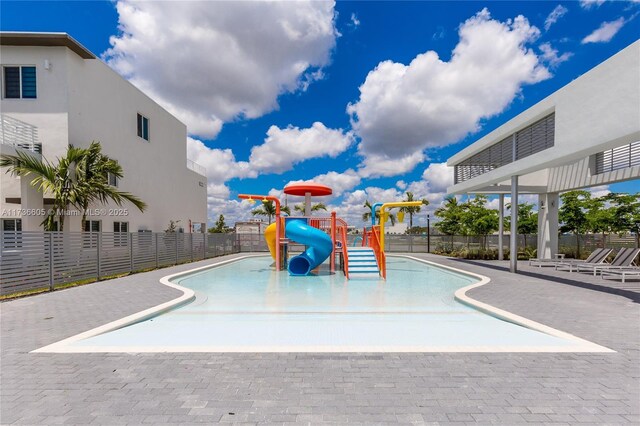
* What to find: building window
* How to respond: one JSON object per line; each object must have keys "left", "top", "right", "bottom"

{"left": 108, "top": 172, "right": 119, "bottom": 187}
{"left": 113, "top": 221, "right": 129, "bottom": 247}
{"left": 454, "top": 113, "right": 555, "bottom": 184}
{"left": 2, "top": 218, "right": 22, "bottom": 231}
{"left": 137, "top": 113, "right": 149, "bottom": 141}
{"left": 83, "top": 220, "right": 100, "bottom": 248}
{"left": 594, "top": 141, "right": 640, "bottom": 175}
{"left": 84, "top": 220, "right": 101, "bottom": 232}
{"left": 3, "top": 66, "right": 37, "bottom": 99}
{"left": 113, "top": 221, "right": 128, "bottom": 233}
{"left": 2, "top": 219, "right": 23, "bottom": 249}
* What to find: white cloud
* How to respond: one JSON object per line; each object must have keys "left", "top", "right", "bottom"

{"left": 586, "top": 185, "right": 611, "bottom": 198}
{"left": 350, "top": 13, "right": 360, "bottom": 27}
{"left": 580, "top": 0, "right": 606, "bottom": 9}
{"left": 582, "top": 17, "right": 626, "bottom": 44}
{"left": 186, "top": 137, "right": 255, "bottom": 183}
{"left": 358, "top": 151, "right": 426, "bottom": 178}
{"left": 539, "top": 42, "right": 573, "bottom": 67}
{"left": 347, "top": 8, "right": 550, "bottom": 176}
{"left": 287, "top": 169, "right": 361, "bottom": 198}
{"left": 396, "top": 181, "right": 407, "bottom": 190}
{"left": 105, "top": 0, "right": 338, "bottom": 138}
{"left": 544, "top": 5, "right": 569, "bottom": 31}
{"left": 249, "top": 122, "right": 354, "bottom": 174}
{"left": 421, "top": 162, "right": 454, "bottom": 193}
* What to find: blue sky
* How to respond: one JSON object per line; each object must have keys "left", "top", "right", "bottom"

{"left": 2, "top": 1, "right": 639, "bottom": 226}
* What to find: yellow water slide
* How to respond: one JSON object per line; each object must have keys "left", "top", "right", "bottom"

{"left": 264, "top": 222, "right": 277, "bottom": 259}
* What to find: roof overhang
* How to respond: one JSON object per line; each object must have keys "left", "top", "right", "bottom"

{"left": 0, "top": 32, "right": 96, "bottom": 59}
{"left": 446, "top": 40, "right": 640, "bottom": 196}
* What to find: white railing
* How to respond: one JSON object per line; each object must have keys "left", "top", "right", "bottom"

{"left": 0, "top": 114, "right": 42, "bottom": 154}
{"left": 186, "top": 159, "right": 206, "bottom": 176}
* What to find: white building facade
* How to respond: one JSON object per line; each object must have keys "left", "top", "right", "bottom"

{"left": 447, "top": 40, "right": 640, "bottom": 271}
{"left": 0, "top": 32, "right": 207, "bottom": 233}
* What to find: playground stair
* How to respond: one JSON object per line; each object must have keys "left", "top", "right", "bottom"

{"left": 346, "top": 247, "right": 381, "bottom": 278}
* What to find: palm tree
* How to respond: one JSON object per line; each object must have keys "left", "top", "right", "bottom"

{"left": 362, "top": 200, "right": 396, "bottom": 226}
{"left": 398, "top": 192, "right": 429, "bottom": 233}
{"left": 74, "top": 142, "right": 147, "bottom": 231}
{"left": 1, "top": 145, "right": 86, "bottom": 231}
{"left": 293, "top": 202, "right": 327, "bottom": 215}
{"left": 251, "top": 200, "right": 290, "bottom": 224}
{"left": 1, "top": 142, "right": 147, "bottom": 231}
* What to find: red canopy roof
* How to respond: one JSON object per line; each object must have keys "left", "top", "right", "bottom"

{"left": 283, "top": 183, "right": 332, "bottom": 196}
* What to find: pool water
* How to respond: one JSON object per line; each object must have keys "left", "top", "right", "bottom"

{"left": 70, "top": 256, "right": 600, "bottom": 352}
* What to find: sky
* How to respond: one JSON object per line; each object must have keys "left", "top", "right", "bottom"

{"left": 2, "top": 0, "right": 639, "bottom": 228}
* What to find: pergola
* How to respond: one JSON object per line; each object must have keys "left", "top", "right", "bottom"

{"left": 446, "top": 41, "right": 640, "bottom": 273}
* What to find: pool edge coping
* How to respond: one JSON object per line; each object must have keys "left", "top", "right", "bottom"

{"left": 32, "top": 253, "right": 615, "bottom": 353}
{"left": 399, "top": 255, "right": 614, "bottom": 353}
{"left": 31, "top": 254, "right": 264, "bottom": 353}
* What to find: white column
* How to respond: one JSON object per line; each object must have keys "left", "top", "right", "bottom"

{"left": 20, "top": 175, "right": 44, "bottom": 231}
{"left": 498, "top": 194, "right": 504, "bottom": 261}
{"left": 510, "top": 176, "right": 518, "bottom": 273}
{"left": 304, "top": 192, "right": 311, "bottom": 216}
{"left": 537, "top": 193, "right": 559, "bottom": 259}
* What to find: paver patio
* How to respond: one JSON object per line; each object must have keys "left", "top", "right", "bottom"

{"left": 1, "top": 253, "right": 639, "bottom": 425}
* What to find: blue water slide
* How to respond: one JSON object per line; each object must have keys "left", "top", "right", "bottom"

{"left": 285, "top": 218, "right": 333, "bottom": 276}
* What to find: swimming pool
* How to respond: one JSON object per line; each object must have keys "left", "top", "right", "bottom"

{"left": 36, "top": 255, "right": 612, "bottom": 352}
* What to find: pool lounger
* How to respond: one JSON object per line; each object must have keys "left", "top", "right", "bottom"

{"left": 553, "top": 248, "right": 613, "bottom": 272}
{"left": 600, "top": 267, "right": 640, "bottom": 283}
{"left": 574, "top": 248, "right": 639, "bottom": 276}
{"left": 529, "top": 248, "right": 608, "bottom": 268}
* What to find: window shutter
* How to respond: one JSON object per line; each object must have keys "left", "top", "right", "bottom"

{"left": 4, "top": 67, "right": 20, "bottom": 98}
{"left": 20, "top": 67, "right": 36, "bottom": 98}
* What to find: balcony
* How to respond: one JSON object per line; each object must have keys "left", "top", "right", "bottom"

{"left": 0, "top": 114, "right": 42, "bottom": 154}
{"left": 186, "top": 159, "right": 206, "bottom": 176}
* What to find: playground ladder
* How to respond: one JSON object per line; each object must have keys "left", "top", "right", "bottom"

{"left": 346, "top": 247, "right": 381, "bottom": 278}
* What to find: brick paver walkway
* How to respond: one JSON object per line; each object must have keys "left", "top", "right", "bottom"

{"left": 1, "top": 253, "right": 638, "bottom": 425}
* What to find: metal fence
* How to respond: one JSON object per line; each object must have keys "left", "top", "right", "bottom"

{"left": 3, "top": 230, "right": 636, "bottom": 296}
{"left": 0, "top": 231, "right": 238, "bottom": 296}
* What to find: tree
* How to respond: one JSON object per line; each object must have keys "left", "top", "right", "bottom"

{"left": 434, "top": 196, "right": 465, "bottom": 250}
{"left": 602, "top": 193, "right": 640, "bottom": 246}
{"left": 208, "top": 214, "right": 227, "bottom": 233}
{"left": 74, "top": 142, "right": 146, "bottom": 231}
{"left": 165, "top": 219, "right": 181, "bottom": 233}
{"left": 1, "top": 146, "right": 85, "bottom": 231}
{"left": 1, "top": 142, "right": 146, "bottom": 231}
{"left": 584, "top": 196, "right": 614, "bottom": 248}
{"left": 461, "top": 195, "right": 498, "bottom": 250}
{"left": 398, "top": 192, "right": 429, "bottom": 233}
{"left": 559, "top": 190, "right": 591, "bottom": 258}
{"left": 251, "top": 200, "right": 290, "bottom": 224}
{"left": 362, "top": 200, "right": 396, "bottom": 226}
{"left": 505, "top": 202, "right": 538, "bottom": 249}
{"left": 293, "top": 203, "right": 327, "bottom": 215}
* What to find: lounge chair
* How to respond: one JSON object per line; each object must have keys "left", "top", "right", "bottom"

{"left": 575, "top": 248, "right": 639, "bottom": 276}
{"left": 601, "top": 267, "right": 640, "bottom": 283}
{"left": 529, "top": 248, "right": 605, "bottom": 267}
{"left": 554, "top": 248, "right": 613, "bottom": 272}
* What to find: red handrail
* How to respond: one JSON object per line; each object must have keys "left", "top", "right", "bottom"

{"left": 338, "top": 225, "right": 349, "bottom": 279}
{"left": 369, "top": 225, "right": 386, "bottom": 279}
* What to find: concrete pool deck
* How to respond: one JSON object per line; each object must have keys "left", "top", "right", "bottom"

{"left": 1, "top": 253, "right": 639, "bottom": 424}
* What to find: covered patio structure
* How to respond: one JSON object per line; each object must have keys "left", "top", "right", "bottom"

{"left": 447, "top": 40, "right": 639, "bottom": 273}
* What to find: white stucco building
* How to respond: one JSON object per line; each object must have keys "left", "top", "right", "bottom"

{"left": 447, "top": 40, "right": 639, "bottom": 271}
{"left": 0, "top": 32, "right": 207, "bottom": 233}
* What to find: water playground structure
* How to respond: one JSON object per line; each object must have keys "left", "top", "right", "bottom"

{"left": 239, "top": 183, "right": 422, "bottom": 279}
